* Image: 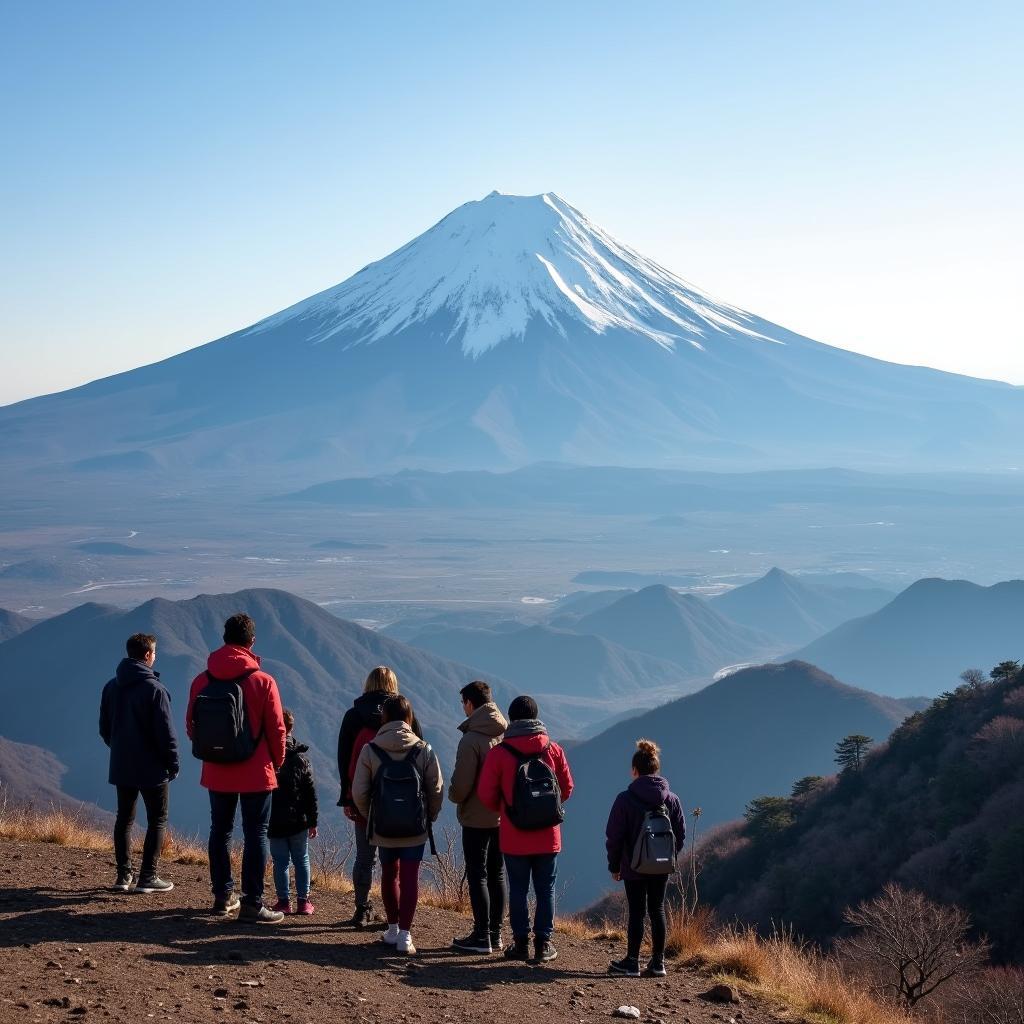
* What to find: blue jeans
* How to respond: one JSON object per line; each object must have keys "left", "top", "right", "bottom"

{"left": 208, "top": 790, "right": 272, "bottom": 909}
{"left": 504, "top": 852, "right": 557, "bottom": 941}
{"left": 270, "top": 830, "right": 311, "bottom": 900}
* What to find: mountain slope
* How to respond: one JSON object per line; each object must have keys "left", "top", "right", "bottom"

{"left": 790, "top": 578, "right": 1024, "bottom": 696}
{"left": 408, "top": 623, "right": 699, "bottom": 715}
{"left": 3, "top": 191, "right": 1024, "bottom": 486}
{"left": 0, "top": 589, "right": 529, "bottom": 831}
{"left": 0, "top": 608, "right": 33, "bottom": 642}
{"left": 571, "top": 584, "right": 776, "bottom": 674}
{"left": 711, "top": 568, "right": 894, "bottom": 645}
{"left": 697, "top": 669, "right": 1024, "bottom": 961}
{"left": 558, "top": 660, "right": 914, "bottom": 910}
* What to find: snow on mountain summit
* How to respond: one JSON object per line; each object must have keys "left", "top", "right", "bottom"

{"left": 251, "top": 191, "right": 778, "bottom": 357}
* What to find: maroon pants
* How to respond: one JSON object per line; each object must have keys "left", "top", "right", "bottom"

{"left": 379, "top": 848, "right": 423, "bottom": 930}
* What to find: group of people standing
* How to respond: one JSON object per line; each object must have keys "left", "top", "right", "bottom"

{"left": 98, "top": 611, "right": 686, "bottom": 974}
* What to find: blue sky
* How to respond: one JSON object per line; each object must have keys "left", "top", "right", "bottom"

{"left": 1, "top": 0, "right": 1021, "bottom": 404}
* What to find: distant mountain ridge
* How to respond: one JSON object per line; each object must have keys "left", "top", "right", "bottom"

{"left": 0, "top": 609, "right": 33, "bottom": 643}
{"left": 712, "top": 567, "right": 894, "bottom": 645}
{"left": 570, "top": 584, "right": 776, "bottom": 674}
{"left": 791, "top": 577, "right": 1024, "bottom": 695}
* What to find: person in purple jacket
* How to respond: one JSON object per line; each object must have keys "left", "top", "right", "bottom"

{"left": 604, "top": 739, "right": 686, "bottom": 978}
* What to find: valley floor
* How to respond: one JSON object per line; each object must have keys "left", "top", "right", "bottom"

{"left": 0, "top": 838, "right": 792, "bottom": 1024}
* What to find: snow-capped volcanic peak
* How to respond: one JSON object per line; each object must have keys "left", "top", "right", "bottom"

{"left": 252, "top": 191, "right": 776, "bottom": 356}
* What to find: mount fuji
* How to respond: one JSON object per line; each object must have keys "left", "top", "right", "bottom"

{"left": 3, "top": 190, "right": 1023, "bottom": 485}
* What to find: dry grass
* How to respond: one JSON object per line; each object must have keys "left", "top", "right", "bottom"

{"left": 0, "top": 802, "right": 111, "bottom": 851}
{"left": 665, "top": 903, "right": 716, "bottom": 960}
{"left": 694, "top": 927, "right": 914, "bottom": 1024}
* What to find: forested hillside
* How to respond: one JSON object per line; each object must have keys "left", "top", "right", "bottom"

{"left": 698, "top": 663, "right": 1024, "bottom": 961}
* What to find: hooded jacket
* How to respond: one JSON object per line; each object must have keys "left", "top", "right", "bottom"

{"left": 99, "top": 658, "right": 179, "bottom": 789}
{"left": 336, "top": 690, "right": 422, "bottom": 815}
{"left": 185, "top": 644, "right": 287, "bottom": 794}
{"left": 605, "top": 774, "right": 686, "bottom": 881}
{"left": 477, "top": 719, "right": 574, "bottom": 856}
{"left": 351, "top": 720, "right": 443, "bottom": 848}
{"left": 269, "top": 734, "right": 319, "bottom": 839}
{"left": 448, "top": 701, "right": 508, "bottom": 829}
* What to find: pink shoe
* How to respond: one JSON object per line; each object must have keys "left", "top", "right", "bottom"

{"left": 271, "top": 898, "right": 291, "bottom": 914}
{"left": 296, "top": 898, "right": 315, "bottom": 915}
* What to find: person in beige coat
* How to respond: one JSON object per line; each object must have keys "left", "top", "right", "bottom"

{"left": 447, "top": 681, "right": 508, "bottom": 953}
{"left": 352, "top": 694, "right": 442, "bottom": 954}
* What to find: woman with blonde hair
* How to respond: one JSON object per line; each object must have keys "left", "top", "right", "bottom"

{"left": 604, "top": 738, "right": 686, "bottom": 978}
{"left": 337, "top": 666, "right": 421, "bottom": 928}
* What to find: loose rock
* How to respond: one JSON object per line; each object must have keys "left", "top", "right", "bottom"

{"left": 612, "top": 1008, "right": 641, "bottom": 1020}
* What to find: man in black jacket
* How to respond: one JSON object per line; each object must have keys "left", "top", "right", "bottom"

{"left": 99, "top": 633, "right": 179, "bottom": 893}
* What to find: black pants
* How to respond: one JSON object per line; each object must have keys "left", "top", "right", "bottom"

{"left": 624, "top": 875, "right": 669, "bottom": 961}
{"left": 114, "top": 783, "right": 168, "bottom": 881}
{"left": 462, "top": 826, "right": 505, "bottom": 936}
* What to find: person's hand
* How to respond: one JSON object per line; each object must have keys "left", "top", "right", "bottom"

{"left": 343, "top": 806, "right": 357, "bottom": 821}
{"left": 309, "top": 827, "right": 318, "bottom": 840}
{"left": 612, "top": 871, "right": 621, "bottom": 881}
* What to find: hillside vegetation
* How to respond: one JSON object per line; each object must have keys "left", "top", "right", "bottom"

{"left": 698, "top": 663, "right": 1024, "bottom": 962}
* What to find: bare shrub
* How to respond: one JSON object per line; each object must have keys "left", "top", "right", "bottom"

{"left": 420, "top": 825, "right": 468, "bottom": 912}
{"left": 309, "top": 822, "right": 353, "bottom": 894}
{"left": 938, "top": 967, "right": 1024, "bottom": 1024}
{"left": 664, "top": 902, "right": 715, "bottom": 960}
{"left": 840, "top": 883, "right": 990, "bottom": 1007}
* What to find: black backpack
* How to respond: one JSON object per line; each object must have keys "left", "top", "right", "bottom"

{"left": 190, "top": 669, "right": 261, "bottom": 763}
{"left": 629, "top": 795, "right": 677, "bottom": 875}
{"left": 501, "top": 740, "right": 565, "bottom": 831}
{"left": 368, "top": 742, "right": 429, "bottom": 840}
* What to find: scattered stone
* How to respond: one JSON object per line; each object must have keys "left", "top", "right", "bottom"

{"left": 45, "top": 960, "right": 62, "bottom": 969}
{"left": 69, "top": 1009, "right": 87, "bottom": 1017}
{"left": 699, "top": 984, "right": 738, "bottom": 1004}
{"left": 233, "top": 1001, "right": 250, "bottom": 1011}
{"left": 43, "top": 998, "right": 71, "bottom": 1008}
{"left": 213, "top": 988, "right": 229, "bottom": 998}
{"left": 84, "top": 960, "right": 98, "bottom": 969}
{"left": 612, "top": 1008, "right": 641, "bottom": 1020}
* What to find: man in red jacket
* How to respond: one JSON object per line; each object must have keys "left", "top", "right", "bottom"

{"left": 478, "top": 695, "right": 573, "bottom": 964}
{"left": 186, "top": 613, "right": 287, "bottom": 923}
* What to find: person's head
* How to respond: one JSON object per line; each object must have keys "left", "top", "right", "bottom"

{"left": 508, "top": 695, "right": 538, "bottom": 722}
{"left": 283, "top": 709, "right": 295, "bottom": 735}
{"left": 381, "top": 694, "right": 413, "bottom": 727}
{"left": 364, "top": 665, "right": 399, "bottom": 695}
{"left": 223, "top": 613, "right": 256, "bottom": 648}
{"left": 126, "top": 633, "right": 157, "bottom": 666}
{"left": 631, "top": 738, "right": 661, "bottom": 778}
{"left": 460, "top": 680, "right": 492, "bottom": 715}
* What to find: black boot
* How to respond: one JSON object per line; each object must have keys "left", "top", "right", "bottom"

{"left": 504, "top": 935, "right": 531, "bottom": 960}
{"left": 534, "top": 937, "right": 558, "bottom": 963}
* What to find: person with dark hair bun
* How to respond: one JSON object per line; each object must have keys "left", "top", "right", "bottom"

{"left": 604, "top": 738, "right": 686, "bottom": 978}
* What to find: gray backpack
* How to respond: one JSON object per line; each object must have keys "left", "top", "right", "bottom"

{"left": 629, "top": 795, "right": 676, "bottom": 875}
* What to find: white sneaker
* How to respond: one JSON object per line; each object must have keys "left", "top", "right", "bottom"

{"left": 382, "top": 923, "right": 399, "bottom": 945}
{"left": 396, "top": 929, "right": 416, "bottom": 954}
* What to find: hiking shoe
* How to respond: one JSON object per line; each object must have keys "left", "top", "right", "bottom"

{"left": 489, "top": 930, "right": 503, "bottom": 953}
{"left": 609, "top": 956, "right": 641, "bottom": 977}
{"left": 239, "top": 903, "right": 285, "bottom": 924}
{"left": 534, "top": 938, "right": 558, "bottom": 963}
{"left": 348, "top": 903, "right": 373, "bottom": 929}
{"left": 296, "top": 898, "right": 315, "bottom": 915}
{"left": 642, "top": 959, "right": 668, "bottom": 978}
{"left": 504, "top": 936, "right": 531, "bottom": 961}
{"left": 382, "top": 923, "right": 400, "bottom": 945}
{"left": 213, "top": 893, "right": 241, "bottom": 916}
{"left": 135, "top": 877, "right": 174, "bottom": 894}
{"left": 111, "top": 871, "right": 134, "bottom": 892}
{"left": 452, "top": 931, "right": 492, "bottom": 953}
{"left": 396, "top": 930, "right": 416, "bottom": 955}
{"left": 271, "top": 898, "right": 291, "bottom": 914}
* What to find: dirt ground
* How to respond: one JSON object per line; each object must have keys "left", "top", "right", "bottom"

{"left": 0, "top": 838, "right": 797, "bottom": 1024}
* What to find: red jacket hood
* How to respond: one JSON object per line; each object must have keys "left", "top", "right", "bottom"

{"left": 207, "top": 644, "right": 261, "bottom": 678}
{"left": 500, "top": 731, "right": 551, "bottom": 756}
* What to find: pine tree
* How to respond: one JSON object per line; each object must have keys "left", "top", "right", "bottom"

{"left": 835, "top": 734, "right": 873, "bottom": 774}
{"left": 989, "top": 660, "right": 1021, "bottom": 685}
{"left": 791, "top": 775, "right": 825, "bottom": 798}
